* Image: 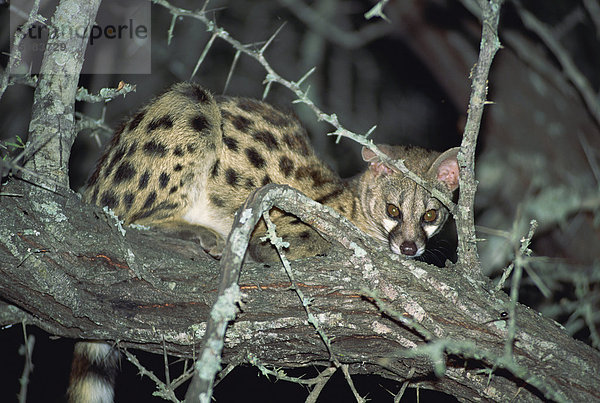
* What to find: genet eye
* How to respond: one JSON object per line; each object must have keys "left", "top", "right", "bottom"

{"left": 387, "top": 204, "right": 401, "bottom": 218}
{"left": 423, "top": 209, "right": 437, "bottom": 222}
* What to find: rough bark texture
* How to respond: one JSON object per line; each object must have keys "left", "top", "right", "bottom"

{"left": 23, "top": 0, "right": 102, "bottom": 188}
{"left": 0, "top": 179, "right": 598, "bottom": 402}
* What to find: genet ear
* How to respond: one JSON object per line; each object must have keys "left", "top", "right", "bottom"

{"left": 430, "top": 147, "right": 460, "bottom": 191}
{"left": 361, "top": 145, "right": 397, "bottom": 176}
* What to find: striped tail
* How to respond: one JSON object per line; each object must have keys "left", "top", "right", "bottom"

{"left": 67, "top": 341, "right": 119, "bottom": 403}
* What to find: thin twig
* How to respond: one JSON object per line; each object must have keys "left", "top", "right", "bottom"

{"left": 162, "top": 336, "right": 172, "bottom": 389}
{"left": 0, "top": 0, "right": 44, "bottom": 100}
{"left": 122, "top": 348, "right": 181, "bottom": 403}
{"left": 261, "top": 211, "right": 366, "bottom": 402}
{"left": 393, "top": 367, "right": 415, "bottom": 403}
{"left": 505, "top": 220, "right": 538, "bottom": 360}
{"left": 387, "top": 338, "right": 568, "bottom": 402}
{"left": 583, "top": 0, "right": 600, "bottom": 39}
{"left": 18, "top": 322, "right": 35, "bottom": 403}
{"left": 365, "top": 0, "right": 391, "bottom": 22}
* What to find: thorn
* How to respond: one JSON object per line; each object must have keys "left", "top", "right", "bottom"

{"left": 260, "top": 22, "right": 286, "bottom": 54}
{"left": 262, "top": 80, "right": 272, "bottom": 101}
{"left": 190, "top": 32, "right": 217, "bottom": 80}
{"left": 167, "top": 15, "right": 177, "bottom": 46}
{"left": 223, "top": 50, "right": 241, "bottom": 94}
{"left": 296, "top": 67, "right": 316, "bottom": 87}
{"left": 364, "top": 125, "right": 377, "bottom": 138}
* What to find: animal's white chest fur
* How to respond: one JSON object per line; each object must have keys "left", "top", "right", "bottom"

{"left": 181, "top": 185, "right": 233, "bottom": 239}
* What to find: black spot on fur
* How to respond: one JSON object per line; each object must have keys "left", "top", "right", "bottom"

{"left": 147, "top": 115, "right": 173, "bottom": 132}
{"left": 299, "top": 230, "right": 311, "bottom": 239}
{"left": 173, "top": 145, "right": 184, "bottom": 157}
{"left": 104, "top": 146, "right": 127, "bottom": 178}
{"left": 109, "top": 126, "right": 124, "bottom": 148}
{"left": 159, "top": 172, "right": 170, "bottom": 188}
{"left": 127, "top": 141, "right": 138, "bottom": 157}
{"left": 245, "top": 147, "right": 265, "bottom": 169}
{"left": 210, "top": 194, "right": 225, "bottom": 207}
{"left": 187, "top": 143, "right": 197, "bottom": 153}
{"left": 316, "top": 187, "right": 344, "bottom": 204}
{"left": 113, "top": 161, "right": 137, "bottom": 184}
{"left": 143, "top": 192, "right": 157, "bottom": 209}
{"left": 252, "top": 131, "right": 279, "bottom": 149}
{"left": 143, "top": 140, "right": 167, "bottom": 157}
{"left": 295, "top": 166, "right": 332, "bottom": 187}
{"left": 177, "top": 83, "right": 210, "bottom": 103}
{"left": 123, "top": 193, "right": 135, "bottom": 210}
{"left": 223, "top": 136, "right": 239, "bottom": 152}
{"left": 210, "top": 159, "right": 220, "bottom": 178}
{"left": 169, "top": 186, "right": 178, "bottom": 194}
{"left": 138, "top": 171, "right": 150, "bottom": 190}
{"left": 245, "top": 178, "right": 256, "bottom": 189}
{"left": 129, "top": 201, "right": 179, "bottom": 222}
{"left": 100, "top": 191, "right": 118, "bottom": 209}
{"left": 220, "top": 110, "right": 233, "bottom": 121}
{"left": 174, "top": 164, "right": 183, "bottom": 172}
{"left": 225, "top": 168, "right": 239, "bottom": 187}
{"left": 129, "top": 210, "right": 153, "bottom": 222}
{"left": 237, "top": 98, "right": 263, "bottom": 113}
{"left": 283, "top": 131, "right": 310, "bottom": 156}
{"left": 190, "top": 114, "right": 209, "bottom": 132}
{"left": 279, "top": 156, "right": 294, "bottom": 177}
{"left": 262, "top": 111, "right": 291, "bottom": 128}
{"left": 129, "top": 110, "right": 146, "bottom": 131}
{"left": 261, "top": 175, "right": 271, "bottom": 186}
{"left": 231, "top": 115, "right": 253, "bottom": 132}
{"left": 112, "top": 123, "right": 126, "bottom": 143}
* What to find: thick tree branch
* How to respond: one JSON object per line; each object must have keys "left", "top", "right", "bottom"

{"left": 0, "top": 179, "right": 598, "bottom": 402}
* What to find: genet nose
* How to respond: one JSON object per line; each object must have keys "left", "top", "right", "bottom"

{"left": 400, "top": 241, "right": 417, "bottom": 256}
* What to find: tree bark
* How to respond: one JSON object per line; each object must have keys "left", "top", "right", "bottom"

{"left": 23, "top": 0, "right": 102, "bottom": 188}
{"left": 0, "top": 179, "right": 598, "bottom": 402}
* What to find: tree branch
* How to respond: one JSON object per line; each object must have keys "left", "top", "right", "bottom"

{"left": 456, "top": 0, "right": 504, "bottom": 274}
{"left": 0, "top": 179, "right": 598, "bottom": 401}
{"left": 21, "top": 0, "right": 102, "bottom": 188}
